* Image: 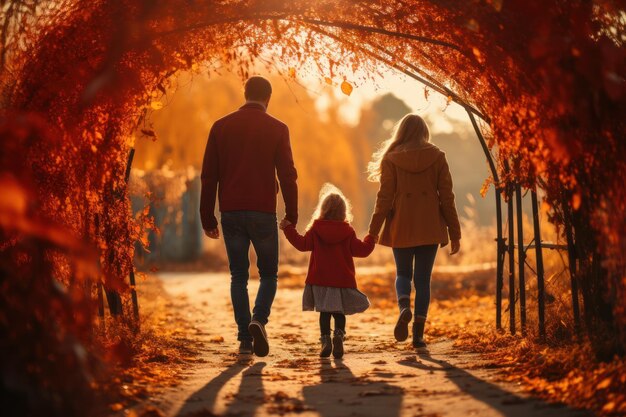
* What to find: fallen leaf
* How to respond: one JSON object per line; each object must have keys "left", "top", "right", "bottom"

{"left": 109, "top": 403, "right": 124, "bottom": 411}
{"left": 597, "top": 377, "right": 612, "bottom": 390}
{"left": 341, "top": 80, "right": 353, "bottom": 96}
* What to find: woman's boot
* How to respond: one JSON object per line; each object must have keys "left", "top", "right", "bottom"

{"left": 413, "top": 316, "right": 428, "bottom": 352}
{"left": 320, "top": 334, "right": 332, "bottom": 358}
{"left": 394, "top": 297, "right": 412, "bottom": 341}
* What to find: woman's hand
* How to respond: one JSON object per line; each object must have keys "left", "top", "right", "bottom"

{"left": 450, "top": 239, "right": 460, "bottom": 255}
{"left": 204, "top": 228, "right": 220, "bottom": 239}
{"left": 279, "top": 219, "right": 292, "bottom": 230}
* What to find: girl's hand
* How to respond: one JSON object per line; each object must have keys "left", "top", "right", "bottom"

{"left": 364, "top": 234, "right": 378, "bottom": 244}
{"left": 279, "top": 219, "right": 292, "bottom": 230}
{"left": 450, "top": 239, "right": 460, "bottom": 255}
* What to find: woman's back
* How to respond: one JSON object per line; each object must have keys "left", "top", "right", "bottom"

{"left": 369, "top": 142, "right": 461, "bottom": 248}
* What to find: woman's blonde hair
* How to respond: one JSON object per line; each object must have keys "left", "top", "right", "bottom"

{"left": 367, "top": 114, "right": 430, "bottom": 182}
{"left": 306, "top": 183, "right": 353, "bottom": 231}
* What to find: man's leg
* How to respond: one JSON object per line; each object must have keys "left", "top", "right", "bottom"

{"left": 248, "top": 212, "right": 279, "bottom": 324}
{"left": 221, "top": 212, "right": 253, "bottom": 342}
{"left": 246, "top": 212, "right": 278, "bottom": 357}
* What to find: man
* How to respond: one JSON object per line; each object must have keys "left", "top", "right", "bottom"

{"left": 200, "top": 76, "right": 298, "bottom": 357}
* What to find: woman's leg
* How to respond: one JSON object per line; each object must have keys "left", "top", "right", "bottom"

{"left": 332, "top": 313, "right": 346, "bottom": 334}
{"left": 392, "top": 247, "right": 414, "bottom": 311}
{"left": 412, "top": 244, "right": 439, "bottom": 319}
{"left": 412, "top": 244, "right": 438, "bottom": 350}
{"left": 392, "top": 247, "right": 415, "bottom": 341}
{"left": 319, "top": 312, "right": 332, "bottom": 335}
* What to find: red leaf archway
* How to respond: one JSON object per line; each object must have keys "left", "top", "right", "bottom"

{"left": 1, "top": 0, "right": 625, "bottom": 356}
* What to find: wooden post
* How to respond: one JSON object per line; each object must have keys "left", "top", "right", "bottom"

{"left": 495, "top": 188, "right": 505, "bottom": 330}
{"left": 97, "top": 283, "right": 105, "bottom": 318}
{"left": 125, "top": 148, "right": 140, "bottom": 322}
{"left": 531, "top": 190, "right": 546, "bottom": 339}
{"left": 129, "top": 269, "right": 139, "bottom": 320}
{"left": 515, "top": 184, "right": 526, "bottom": 334}
{"left": 507, "top": 187, "right": 516, "bottom": 335}
{"left": 466, "top": 110, "right": 504, "bottom": 330}
{"left": 564, "top": 206, "right": 581, "bottom": 333}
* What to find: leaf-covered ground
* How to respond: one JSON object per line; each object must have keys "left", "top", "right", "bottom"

{"left": 99, "top": 269, "right": 624, "bottom": 417}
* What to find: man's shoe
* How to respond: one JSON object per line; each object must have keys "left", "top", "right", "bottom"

{"left": 320, "top": 334, "right": 332, "bottom": 358}
{"left": 239, "top": 340, "right": 253, "bottom": 355}
{"left": 332, "top": 330, "right": 345, "bottom": 359}
{"left": 394, "top": 308, "right": 413, "bottom": 342}
{"left": 248, "top": 320, "right": 269, "bottom": 357}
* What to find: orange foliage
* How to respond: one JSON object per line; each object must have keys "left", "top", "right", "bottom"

{"left": 0, "top": 1, "right": 625, "bottom": 414}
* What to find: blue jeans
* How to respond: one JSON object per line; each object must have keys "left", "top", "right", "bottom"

{"left": 221, "top": 211, "right": 278, "bottom": 341}
{"left": 392, "top": 244, "right": 439, "bottom": 319}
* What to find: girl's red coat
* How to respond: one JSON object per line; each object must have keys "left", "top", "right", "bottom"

{"left": 283, "top": 220, "right": 375, "bottom": 288}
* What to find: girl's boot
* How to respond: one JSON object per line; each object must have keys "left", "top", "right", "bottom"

{"left": 332, "top": 329, "right": 345, "bottom": 359}
{"left": 320, "top": 334, "right": 332, "bottom": 358}
{"left": 412, "top": 317, "right": 428, "bottom": 352}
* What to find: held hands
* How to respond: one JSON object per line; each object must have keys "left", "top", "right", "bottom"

{"left": 450, "top": 239, "right": 461, "bottom": 255}
{"left": 279, "top": 219, "right": 292, "bottom": 230}
{"left": 204, "top": 228, "right": 220, "bottom": 239}
{"left": 364, "top": 234, "right": 379, "bottom": 244}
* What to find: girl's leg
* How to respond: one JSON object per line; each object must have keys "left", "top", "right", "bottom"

{"left": 319, "top": 312, "right": 333, "bottom": 358}
{"left": 332, "top": 313, "right": 346, "bottom": 334}
{"left": 412, "top": 244, "right": 439, "bottom": 319}
{"left": 319, "top": 312, "right": 332, "bottom": 335}
{"left": 332, "top": 313, "right": 346, "bottom": 358}
{"left": 392, "top": 247, "right": 414, "bottom": 311}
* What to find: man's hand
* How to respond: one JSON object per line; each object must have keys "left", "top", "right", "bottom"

{"left": 279, "top": 219, "right": 292, "bottom": 230}
{"left": 450, "top": 239, "right": 460, "bottom": 255}
{"left": 204, "top": 228, "right": 220, "bottom": 239}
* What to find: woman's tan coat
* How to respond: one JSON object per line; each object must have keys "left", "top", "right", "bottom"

{"left": 368, "top": 142, "right": 461, "bottom": 248}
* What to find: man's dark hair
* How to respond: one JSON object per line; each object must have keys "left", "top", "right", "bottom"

{"left": 244, "top": 76, "right": 272, "bottom": 101}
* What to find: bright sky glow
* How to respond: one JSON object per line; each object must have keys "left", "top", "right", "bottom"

{"left": 284, "top": 62, "right": 472, "bottom": 134}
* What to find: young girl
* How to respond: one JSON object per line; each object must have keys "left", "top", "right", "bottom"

{"left": 281, "top": 184, "right": 376, "bottom": 358}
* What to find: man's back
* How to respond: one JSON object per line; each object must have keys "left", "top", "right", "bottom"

{"left": 199, "top": 102, "right": 298, "bottom": 231}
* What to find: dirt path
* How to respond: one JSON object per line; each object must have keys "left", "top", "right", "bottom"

{"left": 145, "top": 272, "right": 590, "bottom": 417}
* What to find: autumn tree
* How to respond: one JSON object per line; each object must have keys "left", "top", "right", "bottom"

{"left": 1, "top": 1, "right": 625, "bottom": 414}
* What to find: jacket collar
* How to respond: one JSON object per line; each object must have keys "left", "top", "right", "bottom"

{"left": 240, "top": 101, "right": 267, "bottom": 112}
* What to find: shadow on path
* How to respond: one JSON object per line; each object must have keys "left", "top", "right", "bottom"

{"left": 398, "top": 352, "right": 590, "bottom": 417}
{"left": 303, "top": 359, "right": 402, "bottom": 417}
{"left": 174, "top": 359, "right": 265, "bottom": 417}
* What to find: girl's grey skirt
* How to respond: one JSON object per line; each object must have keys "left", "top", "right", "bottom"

{"left": 302, "top": 284, "right": 370, "bottom": 315}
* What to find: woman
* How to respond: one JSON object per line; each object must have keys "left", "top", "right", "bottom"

{"left": 367, "top": 114, "right": 461, "bottom": 352}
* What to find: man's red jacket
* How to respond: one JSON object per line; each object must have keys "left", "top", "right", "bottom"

{"left": 200, "top": 103, "right": 298, "bottom": 230}
{"left": 283, "top": 220, "right": 375, "bottom": 288}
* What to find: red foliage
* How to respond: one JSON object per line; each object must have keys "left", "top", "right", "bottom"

{"left": 0, "top": 0, "right": 624, "bottom": 413}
